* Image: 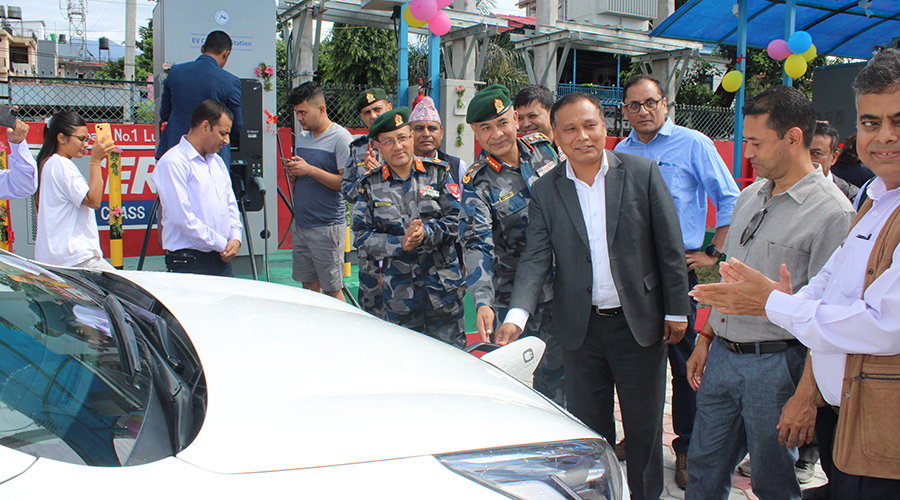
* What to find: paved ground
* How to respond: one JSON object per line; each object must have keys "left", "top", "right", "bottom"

{"left": 124, "top": 250, "right": 829, "bottom": 499}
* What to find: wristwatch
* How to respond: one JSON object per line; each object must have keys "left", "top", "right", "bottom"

{"left": 705, "top": 244, "right": 723, "bottom": 259}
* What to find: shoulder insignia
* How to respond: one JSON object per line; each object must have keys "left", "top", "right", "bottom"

{"left": 523, "top": 132, "right": 551, "bottom": 145}
{"left": 486, "top": 156, "right": 502, "bottom": 172}
{"left": 414, "top": 157, "right": 426, "bottom": 173}
{"left": 463, "top": 162, "right": 485, "bottom": 184}
{"left": 447, "top": 183, "right": 461, "bottom": 200}
{"left": 383, "top": 164, "right": 391, "bottom": 180}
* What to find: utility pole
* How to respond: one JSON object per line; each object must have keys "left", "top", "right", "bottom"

{"left": 124, "top": 0, "right": 136, "bottom": 81}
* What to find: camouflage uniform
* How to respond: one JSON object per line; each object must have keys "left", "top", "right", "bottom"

{"left": 343, "top": 135, "right": 384, "bottom": 318}
{"left": 460, "top": 133, "right": 564, "bottom": 400}
{"left": 353, "top": 156, "right": 466, "bottom": 348}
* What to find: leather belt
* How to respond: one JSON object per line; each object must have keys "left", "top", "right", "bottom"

{"left": 592, "top": 306, "right": 622, "bottom": 317}
{"left": 166, "top": 249, "right": 220, "bottom": 260}
{"left": 721, "top": 337, "right": 802, "bottom": 355}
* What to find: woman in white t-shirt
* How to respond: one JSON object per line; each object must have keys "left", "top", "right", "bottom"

{"left": 35, "top": 111, "right": 115, "bottom": 269}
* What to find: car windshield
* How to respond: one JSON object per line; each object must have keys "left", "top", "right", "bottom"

{"left": 0, "top": 256, "right": 152, "bottom": 466}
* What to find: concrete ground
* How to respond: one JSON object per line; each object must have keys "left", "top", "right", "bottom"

{"left": 123, "top": 250, "right": 829, "bottom": 499}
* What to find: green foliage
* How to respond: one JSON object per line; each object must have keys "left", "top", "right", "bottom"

{"left": 480, "top": 32, "right": 530, "bottom": 94}
{"left": 676, "top": 59, "right": 724, "bottom": 106}
{"left": 318, "top": 24, "right": 398, "bottom": 87}
{"left": 96, "top": 18, "right": 153, "bottom": 81}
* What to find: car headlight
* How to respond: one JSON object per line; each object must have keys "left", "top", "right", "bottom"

{"left": 437, "top": 439, "right": 625, "bottom": 500}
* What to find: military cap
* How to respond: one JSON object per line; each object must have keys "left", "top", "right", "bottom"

{"left": 368, "top": 106, "right": 410, "bottom": 139}
{"left": 356, "top": 88, "right": 389, "bottom": 113}
{"left": 466, "top": 84, "right": 512, "bottom": 124}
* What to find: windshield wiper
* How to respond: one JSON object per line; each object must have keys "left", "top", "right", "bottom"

{"left": 103, "top": 295, "right": 141, "bottom": 377}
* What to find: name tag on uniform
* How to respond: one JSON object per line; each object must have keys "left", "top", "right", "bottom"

{"left": 420, "top": 186, "right": 440, "bottom": 199}
{"left": 374, "top": 201, "right": 392, "bottom": 207}
{"left": 536, "top": 162, "right": 555, "bottom": 177}
{"left": 499, "top": 191, "right": 515, "bottom": 202}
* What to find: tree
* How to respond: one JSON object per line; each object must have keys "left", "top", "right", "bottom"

{"left": 96, "top": 18, "right": 154, "bottom": 81}
{"left": 318, "top": 24, "right": 398, "bottom": 87}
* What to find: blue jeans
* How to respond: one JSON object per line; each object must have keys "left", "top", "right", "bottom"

{"left": 686, "top": 337, "right": 805, "bottom": 500}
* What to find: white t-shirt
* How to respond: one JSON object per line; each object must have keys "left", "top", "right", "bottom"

{"left": 35, "top": 154, "right": 102, "bottom": 266}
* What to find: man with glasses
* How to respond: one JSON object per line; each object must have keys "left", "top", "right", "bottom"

{"left": 614, "top": 74, "right": 740, "bottom": 489}
{"left": 352, "top": 108, "right": 466, "bottom": 348}
{"left": 284, "top": 82, "right": 353, "bottom": 301}
{"left": 683, "top": 86, "right": 854, "bottom": 500}
{"left": 811, "top": 121, "right": 858, "bottom": 202}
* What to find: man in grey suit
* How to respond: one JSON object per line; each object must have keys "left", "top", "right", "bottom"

{"left": 496, "top": 93, "right": 691, "bottom": 500}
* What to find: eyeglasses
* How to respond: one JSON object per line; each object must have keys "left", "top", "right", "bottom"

{"left": 622, "top": 97, "right": 663, "bottom": 113}
{"left": 66, "top": 134, "right": 91, "bottom": 144}
{"left": 380, "top": 135, "right": 411, "bottom": 148}
{"left": 740, "top": 207, "right": 767, "bottom": 246}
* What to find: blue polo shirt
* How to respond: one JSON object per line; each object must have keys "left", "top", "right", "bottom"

{"left": 615, "top": 118, "right": 739, "bottom": 250}
{"left": 293, "top": 123, "right": 353, "bottom": 228}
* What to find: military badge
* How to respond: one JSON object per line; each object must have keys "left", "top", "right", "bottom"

{"left": 463, "top": 173, "right": 471, "bottom": 184}
{"left": 420, "top": 186, "right": 440, "bottom": 199}
{"left": 447, "top": 183, "right": 461, "bottom": 200}
{"left": 494, "top": 98, "right": 504, "bottom": 114}
{"left": 487, "top": 156, "right": 502, "bottom": 172}
{"left": 536, "top": 162, "right": 555, "bottom": 177}
{"left": 499, "top": 192, "right": 515, "bottom": 202}
{"left": 366, "top": 92, "right": 375, "bottom": 103}
{"left": 394, "top": 114, "right": 404, "bottom": 127}
{"left": 374, "top": 201, "right": 392, "bottom": 207}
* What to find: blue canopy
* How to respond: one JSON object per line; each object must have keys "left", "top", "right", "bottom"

{"left": 651, "top": 0, "right": 900, "bottom": 60}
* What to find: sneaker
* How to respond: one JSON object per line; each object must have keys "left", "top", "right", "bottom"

{"left": 615, "top": 439, "right": 626, "bottom": 461}
{"left": 675, "top": 452, "right": 688, "bottom": 490}
{"left": 801, "top": 483, "right": 830, "bottom": 500}
{"left": 738, "top": 458, "right": 752, "bottom": 477}
{"left": 795, "top": 460, "right": 816, "bottom": 484}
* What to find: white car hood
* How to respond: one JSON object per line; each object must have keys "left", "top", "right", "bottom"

{"left": 117, "top": 272, "right": 595, "bottom": 474}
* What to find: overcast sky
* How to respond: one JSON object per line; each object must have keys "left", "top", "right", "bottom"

{"left": 25, "top": 0, "right": 523, "bottom": 44}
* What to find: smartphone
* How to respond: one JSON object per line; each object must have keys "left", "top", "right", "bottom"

{"left": 94, "top": 123, "right": 112, "bottom": 145}
{"left": 0, "top": 105, "right": 16, "bottom": 129}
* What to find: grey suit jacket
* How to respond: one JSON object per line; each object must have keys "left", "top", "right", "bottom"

{"left": 509, "top": 151, "right": 691, "bottom": 350}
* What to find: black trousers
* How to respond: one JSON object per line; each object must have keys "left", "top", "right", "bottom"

{"left": 668, "top": 269, "right": 698, "bottom": 455}
{"left": 165, "top": 249, "right": 235, "bottom": 277}
{"left": 563, "top": 311, "right": 667, "bottom": 500}
{"left": 821, "top": 406, "right": 900, "bottom": 499}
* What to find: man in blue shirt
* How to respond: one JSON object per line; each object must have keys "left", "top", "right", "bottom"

{"left": 156, "top": 30, "right": 242, "bottom": 167}
{"left": 614, "top": 74, "right": 739, "bottom": 490}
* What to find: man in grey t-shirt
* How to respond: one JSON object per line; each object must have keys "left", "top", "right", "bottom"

{"left": 284, "top": 82, "right": 353, "bottom": 300}
{"left": 684, "top": 86, "right": 854, "bottom": 500}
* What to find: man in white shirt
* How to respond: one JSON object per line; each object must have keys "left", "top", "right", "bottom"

{"left": 690, "top": 49, "right": 900, "bottom": 499}
{"left": 1, "top": 117, "right": 38, "bottom": 199}
{"left": 152, "top": 99, "right": 242, "bottom": 277}
{"left": 495, "top": 93, "right": 689, "bottom": 500}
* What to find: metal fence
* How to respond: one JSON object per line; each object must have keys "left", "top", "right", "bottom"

{"left": 277, "top": 84, "right": 397, "bottom": 129}
{"left": 6, "top": 76, "right": 154, "bottom": 124}
{"left": 557, "top": 83, "right": 623, "bottom": 101}
{"left": 674, "top": 104, "right": 735, "bottom": 141}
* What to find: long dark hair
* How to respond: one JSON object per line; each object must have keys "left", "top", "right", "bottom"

{"left": 35, "top": 111, "right": 87, "bottom": 204}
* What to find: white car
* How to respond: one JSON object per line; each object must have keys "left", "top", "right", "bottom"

{"left": 0, "top": 251, "right": 626, "bottom": 499}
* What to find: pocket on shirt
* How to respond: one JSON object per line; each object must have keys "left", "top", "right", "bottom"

{"left": 493, "top": 191, "right": 527, "bottom": 219}
{"left": 766, "top": 241, "right": 809, "bottom": 281}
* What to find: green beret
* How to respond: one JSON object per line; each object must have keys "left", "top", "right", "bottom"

{"left": 466, "top": 84, "right": 512, "bottom": 124}
{"left": 356, "top": 88, "right": 389, "bottom": 113}
{"left": 368, "top": 107, "right": 410, "bottom": 139}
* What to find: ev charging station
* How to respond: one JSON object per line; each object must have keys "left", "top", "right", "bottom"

{"left": 153, "top": 0, "right": 277, "bottom": 277}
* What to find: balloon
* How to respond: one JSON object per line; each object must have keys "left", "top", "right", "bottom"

{"left": 788, "top": 31, "right": 812, "bottom": 54}
{"left": 721, "top": 70, "right": 744, "bottom": 92}
{"left": 784, "top": 54, "right": 808, "bottom": 78}
{"left": 403, "top": 5, "right": 428, "bottom": 27}
{"left": 767, "top": 39, "right": 791, "bottom": 60}
{"left": 429, "top": 10, "right": 451, "bottom": 36}
{"left": 410, "top": 0, "right": 438, "bottom": 21}
{"left": 436, "top": 0, "right": 453, "bottom": 9}
{"left": 801, "top": 43, "right": 817, "bottom": 61}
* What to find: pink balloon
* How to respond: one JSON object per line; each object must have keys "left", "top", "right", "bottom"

{"left": 410, "top": 0, "right": 438, "bottom": 21}
{"left": 429, "top": 10, "right": 451, "bottom": 36}
{"left": 767, "top": 39, "right": 791, "bottom": 60}
{"left": 436, "top": 0, "right": 453, "bottom": 9}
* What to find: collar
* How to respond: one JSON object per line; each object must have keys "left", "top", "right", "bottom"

{"left": 625, "top": 117, "right": 673, "bottom": 145}
{"left": 197, "top": 54, "right": 218, "bottom": 66}
{"left": 758, "top": 165, "right": 826, "bottom": 205}
{"left": 868, "top": 176, "right": 892, "bottom": 202}
{"left": 383, "top": 158, "right": 425, "bottom": 180}
{"left": 179, "top": 135, "right": 212, "bottom": 163}
{"left": 564, "top": 150, "right": 609, "bottom": 186}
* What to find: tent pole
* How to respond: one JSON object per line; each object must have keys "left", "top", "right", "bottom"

{"left": 783, "top": 0, "right": 796, "bottom": 86}
{"left": 734, "top": 0, "right": 748, "bottom": 180}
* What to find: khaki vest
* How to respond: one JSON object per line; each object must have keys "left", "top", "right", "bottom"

{"left": 833, "top": 198, "right": 900, "bottom": 479}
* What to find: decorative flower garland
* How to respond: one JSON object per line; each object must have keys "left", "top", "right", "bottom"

{"left": 456, "top": 85, "right": 466, "bottom": 108}
{"left": 456, "top": 123, "right": 465, "bottom": 147}
{"left": 255, "top": 62, "right": 275, "bottom": 92}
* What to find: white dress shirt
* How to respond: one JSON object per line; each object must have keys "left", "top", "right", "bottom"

{"left": 505, "top": 151, "right": 684, "bottom": 330}
{"left": 0, "top": 140, "right": 38, "bottom": 199}
{"left": 151, "top": 136, "right": 242, "bottom": 253}
{"left": 766, "top": 177, "right": 900, "bottom": 406}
